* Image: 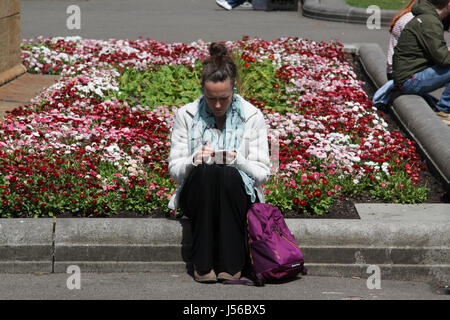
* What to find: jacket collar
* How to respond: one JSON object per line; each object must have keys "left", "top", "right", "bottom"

{"left": 185, "top": 95, "right": 258, "bottom": 122}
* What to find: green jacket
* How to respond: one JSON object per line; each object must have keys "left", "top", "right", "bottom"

{"left": 393, "top": 0, "right": 450, "bottom": 85}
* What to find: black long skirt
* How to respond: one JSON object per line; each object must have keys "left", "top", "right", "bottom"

{"left": 179, "top": 163, "right": 257, "bottom": 275}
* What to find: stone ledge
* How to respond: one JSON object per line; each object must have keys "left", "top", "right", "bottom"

{"left": 0, "top": 0, "right": 20, "bottom": 19}
{"left": 53, "top": 261, "right": 187, "bottom": 273}
{"left": 305, "top": 263, "right": 450, "bottom": 282}
{"left": 0, "top": 64, "right": 27, "bottom": 86}
{"left": 53, "top": 244, "right": 450, "bottom": 265}
{"left": 0, "top": 215, "right": 448, "bottom": 282}
{"left": 302, "top": 0, "right": 397, "bottom": 26}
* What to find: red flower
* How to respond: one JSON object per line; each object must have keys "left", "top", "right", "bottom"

{"left": 293, "top": 197, "right": 300, "bottom": 205}
{"left": 299, "top": 200, "right": 307, "bottom": 206}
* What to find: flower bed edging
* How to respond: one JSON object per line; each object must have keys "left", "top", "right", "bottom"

{"left": 301, "top": 0, "right": 397, "bottom": 26}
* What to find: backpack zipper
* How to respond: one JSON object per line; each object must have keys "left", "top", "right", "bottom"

{"left": 250, "top": 211, "right": 300, "bottom": 250}
{"left": 272, "top": 225, "right": 301, "bottom": 250}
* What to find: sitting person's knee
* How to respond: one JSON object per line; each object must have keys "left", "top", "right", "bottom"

{"left": 221, "top": 165, "right": 244, "bottom": 187}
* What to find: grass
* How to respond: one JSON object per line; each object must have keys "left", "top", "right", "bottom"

{"left": 346, "top": 0, "right": 411, "bottom": 10}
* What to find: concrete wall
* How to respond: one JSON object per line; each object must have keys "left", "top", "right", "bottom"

{"left": 0, "top": 0, "right": 26, "bottom": 85}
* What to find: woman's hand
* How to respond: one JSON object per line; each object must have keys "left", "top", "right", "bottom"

{"left": 224, "top": 150, "right": 237, "bottom": 164}
{"left": 211, "top": 150, "right": 237, "bottom": 164}
{"left": 193, "top": 141, "right": 215, "bottom": 165}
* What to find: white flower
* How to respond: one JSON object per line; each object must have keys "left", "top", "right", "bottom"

{"left": 105, "top": 143, "right": 120, "bottom": 154}
{"left": 94, "top": 87, "right": 103, "bottom": 97}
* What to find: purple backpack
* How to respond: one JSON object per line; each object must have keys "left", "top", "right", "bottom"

{"left": 224, "top": 203, "right": 307, "bottom": 286}
{"left": 247, "top": 203, "right": 307, "bottom": 284}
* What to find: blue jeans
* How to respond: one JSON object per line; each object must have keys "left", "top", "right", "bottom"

{"left": 401, "top": 66, "right": 450, "bottom": 113}
{"left": 226, "top": 0, "right": 247, "bottom": 8}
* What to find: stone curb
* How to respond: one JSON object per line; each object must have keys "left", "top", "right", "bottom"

{"left": 0, "top": 219, "right": 54, "bottom": 273}
{"left": 354, "top": 42, "right": 450, "bottom": 188}
{"left": 1, "top": 217, "right": 449, "bottom": 283}
{"left": 301, "top": 0, "right": 397, "bottom": 26}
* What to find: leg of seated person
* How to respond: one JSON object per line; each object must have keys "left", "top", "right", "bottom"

{"left": 226, "top": 0, "right": 247, "bottom": 8}
{"left": 437, "top": 82, "right": 450, "bottom": 113}
{"left": 179, "top": 164, "right": 219, "bottom": 274}
{"left": 215, "top": 165, "right": 252, "bottom": 276}
{"left": 179, "top": 164, "right": 253, "bottom": 276}
{"left": 401, "top": 66, "right": 450, "bottom": 112}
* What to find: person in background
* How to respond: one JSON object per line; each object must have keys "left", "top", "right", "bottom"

{"left": 216, "top": 0, "right": 252, "bottom": 10}
{"left": 373, "top": 0, "right": 450, "bottom": 123}
{"left": 387, "top": 0, "right": 416, "bottom": 80}
{"left": 393, "top": 0, "right": 450, "bottom": 119}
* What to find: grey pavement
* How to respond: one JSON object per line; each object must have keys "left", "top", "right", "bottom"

{"left": 21, "top": 0, "right": 392, "bottom": 51}
{"left": 0, "top": 271, "right": 448, "bottom": 300}
{"left": 19, "top": 0, "right": 450, "bottom": 53}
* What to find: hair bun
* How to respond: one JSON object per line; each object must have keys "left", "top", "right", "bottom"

{"left": 209, "top": 42, "right": 228, "bottom": 58}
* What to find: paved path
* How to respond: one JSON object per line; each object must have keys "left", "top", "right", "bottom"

{"left": 0, "top": 272, "right": 448, "bottom": 300}
{"left": 21, "top": 0, "right": 392, "bottom": 51}
{"left": 0, "top": 73, "right": 60, "bottom": 119}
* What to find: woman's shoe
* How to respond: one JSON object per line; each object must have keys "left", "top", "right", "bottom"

{"left": 217, "top": 271, "right": 241, "bottom": 281}
{"left": 436, "top": 111, "right": 450, "bottom": 119}
{"left": 194, "top": 269, "right": 217, "bottom": 283}
{"left": 216, "top": 0, "right": 232, "bottom": 10}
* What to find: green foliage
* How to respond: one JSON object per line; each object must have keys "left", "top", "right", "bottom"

{"left": 111, "top": 53, "right": 292, "bottom": 113}
{"left": 231, "top": 53, "right": 291, "bottom": 112}
{"left": 369, "top": 171, "right": 429, "bottom": 204}
{"left": 346, "top": 0, "right": 409, "bottom": 10}
{"left": 109, "top": 62, "right": 203, "bottom": 108}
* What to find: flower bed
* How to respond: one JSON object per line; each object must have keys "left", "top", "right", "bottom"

{"left": 0, "top": 36, "right": 431, "bottom": 217}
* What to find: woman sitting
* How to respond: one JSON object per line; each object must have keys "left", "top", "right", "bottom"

{"left": 168, "top": 42, "right": 271, "bottom": 283}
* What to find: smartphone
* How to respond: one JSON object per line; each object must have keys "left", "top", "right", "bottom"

{"left": 213, "top": 149, "right": 232, "bottom": 164}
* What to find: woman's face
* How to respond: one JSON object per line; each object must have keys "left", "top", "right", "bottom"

{"left": 203, "top": 79, "right": 234, "bottom": 118}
